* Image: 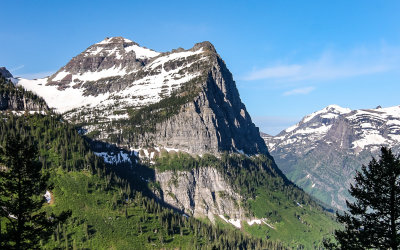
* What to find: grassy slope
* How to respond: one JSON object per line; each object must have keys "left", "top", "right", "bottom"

{"left": 248, "top": 189, "right": 338, "bottom": 249}
{"left": 42, "top": 169, "right": 200, "bottom": 249}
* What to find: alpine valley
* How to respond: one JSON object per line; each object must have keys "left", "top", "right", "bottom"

{"left": 1, "top": 37, "right": 338, "bottom": 249}
{"left": 262, "top": 104, "right": 400, "bottom": 211}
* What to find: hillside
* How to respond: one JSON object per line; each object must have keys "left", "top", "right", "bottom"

{"left": 263, "top": 104, "right": 400, "bottom": 211}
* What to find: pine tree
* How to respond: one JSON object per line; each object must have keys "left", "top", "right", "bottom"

{"left": 0, "top": 135, "right": 70, "bottom": 249}
{"left": 325, "top": 147, "right": 400, "bottom": 249}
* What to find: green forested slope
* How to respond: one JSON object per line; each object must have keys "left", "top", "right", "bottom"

{"left": 0, "top": 75, "right": 338, "bottom": 249}
{"left": 153, "top": 152, "right": 339, "bottom": 248}
{"left": 0, "top": 114, "right": 285, "bottom": 249}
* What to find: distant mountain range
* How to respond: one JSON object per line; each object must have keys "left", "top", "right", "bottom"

{"left": 262, "top": 104, "right": 400, "bottom": 210}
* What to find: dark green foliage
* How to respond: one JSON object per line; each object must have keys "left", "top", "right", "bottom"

{"left": 155, "top": 151, "right": 322, "bottom": 208}
{"left": 42, "top": 170, "right": 286, "bottom": 249}
{"left": 326, "top": 147, "right": 400, "bottom": 249}
{"left": 0, "top": 113, "right": 105, "bottom": 173}
{"left": 0, "top": 135, "right": 70, "bottom": 249}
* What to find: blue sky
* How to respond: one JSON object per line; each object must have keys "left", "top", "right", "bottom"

{"left": 1, "top": 1, "right": 400, "bottom": 135}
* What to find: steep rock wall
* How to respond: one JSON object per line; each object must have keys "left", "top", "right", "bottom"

{"left": 129, "top": 48, "right": 268, "bottom": 155}
{"left": 155, "top": 167, "right": 245, "bottom": 222}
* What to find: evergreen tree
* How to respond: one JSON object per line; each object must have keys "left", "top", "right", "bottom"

{"left": 326, "top": 147, "right": 400, "bottom": 249}
{"left": 0, "top": 135, "right": 70, "bottom": 249}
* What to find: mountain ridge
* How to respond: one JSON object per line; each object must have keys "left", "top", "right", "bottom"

{"left": 263, "top": 104, "right": 400, "bottom": 210}
{"left": 16, "top": 37, "right": 268, "bottom": 156}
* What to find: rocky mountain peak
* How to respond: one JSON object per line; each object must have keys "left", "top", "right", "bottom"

{"left": 323, "top": 104, "right": 351, "bottom": 114}
{"left": 192, "top": 41, "right": 217, "bottom": 53}
{"left": 0, "top": 67, "right": 13, "bottom": 78}
{"left": 263, "top": 104, "right": 400, "bottom": 210}
{"left": 17, "top": 37, "right": 268, "bottom": 155}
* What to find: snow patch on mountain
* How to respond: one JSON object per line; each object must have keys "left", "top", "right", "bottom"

{"left": 17, "top": 47, "right": 205, "bottom": 114}
{"left": 218, "top": 214, "right": 241, "bottom": 228}
{"left": 302, "top": 105, "right": 351, "bottom": 124}
{"left": 268, "top": 104, "right": 400, "bottom": 153}
{"left": 95, "top": 37, "right": 160, "bottom": 59}
{"left": 94, "top": 151, "right": 132, "bottom": 164}
{"left": 18, "top": 78, "right": 109, "bottom": 113}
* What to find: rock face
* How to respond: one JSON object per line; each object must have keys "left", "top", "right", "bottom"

{"left": 17, "top": 37, "right": 268, "bottom": 156}
{"left": 0, "top": 93, "right": 47, "bottom": 111}
{"left": 0, "top": 74, "right": 49, "bottom": 112}
{"left": 0, "top": 67, "right": 13, "bottom": 78}
{"left": 155, "top": 167, "right": 244, "bottom": 222}
{"left": 263, "top": 104, "right": 400, "bottom": 210}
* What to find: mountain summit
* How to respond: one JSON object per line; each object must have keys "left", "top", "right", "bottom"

{"left": 17, "top": 37, "right": 267, "bottom": 155}
{"left": 263, "top": 104, "right": 400, "bottom": 210}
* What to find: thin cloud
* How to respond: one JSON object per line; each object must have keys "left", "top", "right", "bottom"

{"left": 244, "top": 45, "right": 400, "bottom": 82}
{"left": 245, "top": 65, "right": 301, "bottom": 80}
{"left": 283, "top": 86, "right": 315, "bottom": 96}
{"left": 9, "top": 65, "right": 25, "bottom": 72}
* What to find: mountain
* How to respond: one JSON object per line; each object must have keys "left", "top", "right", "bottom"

{"left": 262, "top": 104, "right": 400, "bottom": 210}
{"left": 17, "top": 37, "right": 266, "bottom": 156}
{"left": 11, "top": 37, "right": 338, "bottom": 248}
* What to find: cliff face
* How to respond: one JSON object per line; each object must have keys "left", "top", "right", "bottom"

{"left": 125, "top": 53, "right": 267, "bottom": 155}
{"left": 0, "top": 72, "right": 49, "bottom": 112}
{"left": 155, "top": 167, "right": 244, "bottom": 222}
{"left": 0, "top": 93, "right": 48, "bottom": 111}
{"left": 0, "top": 67, "right": 13, "bottom": 78}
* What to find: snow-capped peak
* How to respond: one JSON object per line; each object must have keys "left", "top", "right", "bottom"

{"left": 90, "top": 36, "right": 160, "bottom": 59}
{"left": 284, "top": 105, "right": 351, "bottom": 133}
{"left": 96, "top": 36, "right": 134, "bottom": 45}
{"left": 302, "top": 104, "right": 351, "bottom": 123}
{"left": 17, "top": 37, "right": 208, "bottom": 115}
{"left": 324, "top": 104, "right": 352, "bottom": 114}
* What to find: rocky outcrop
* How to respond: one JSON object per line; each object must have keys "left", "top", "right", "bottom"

{"left": 155, "top": 167, "right": 244, "bottom": 222}
{"left": 0, "top": 67, "right": 13, "bottom": 78}
{"left": 0, "top": 75, "right": 49, "bottom": 112}
{"left": 0, "top": 93, "right": 48, "bottom": 111}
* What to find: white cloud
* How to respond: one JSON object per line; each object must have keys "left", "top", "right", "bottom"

{"left": 244, "top": 45, "right": 400, "bottom": 82}
{"left": 283, "top": 86, "right": 315, "bottom": 96}
{"left": 245, "top": 65, "right": 301, "bottom": 80}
